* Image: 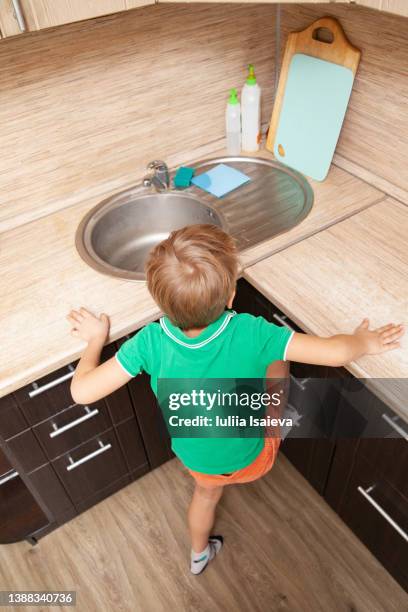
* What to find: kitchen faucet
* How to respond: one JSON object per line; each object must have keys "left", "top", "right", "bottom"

{"left": 143, "top": 160, "right": 170, "bottom": 192}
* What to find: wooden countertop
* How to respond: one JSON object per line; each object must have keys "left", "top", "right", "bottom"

{"left": 245, "top": 198, "right": 408, "bottom": 422}
{"left": 0, "top": 156, "right": 384, "bottom": 399}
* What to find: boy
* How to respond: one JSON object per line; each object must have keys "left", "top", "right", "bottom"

{"left": 67, "top": 224, "right": 404, "bottom": 575}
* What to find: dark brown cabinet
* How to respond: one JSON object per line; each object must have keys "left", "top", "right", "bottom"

{"left": 0, "top": 447, "right": 49, "bottom": 544}
{"left": 325, "top": 382, "right": 408, "bottom": 591}
{"left": 234, "top": 278, "right": 408, "bottom": 592}
{"left": 0, "top": 336, "right": 155, "bottom": 543}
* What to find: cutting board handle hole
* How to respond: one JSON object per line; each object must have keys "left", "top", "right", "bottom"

{"left": 312, "top": 27, "right": 334, "bottom": 44}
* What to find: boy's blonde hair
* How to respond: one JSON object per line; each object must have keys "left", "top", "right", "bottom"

{"left": 146, "top": 224, "right": 238, "bottom": 329}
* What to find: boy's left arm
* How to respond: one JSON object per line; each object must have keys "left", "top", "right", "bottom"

{"left": 286, "top": 318, "right": 404, "bottom": 367}
{"left": 66, "top": 308, "right": 132, "bottom": 404}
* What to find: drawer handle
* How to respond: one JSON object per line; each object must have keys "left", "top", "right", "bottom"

{"left": 272, "top": 312, "right": 295, "bottom": 332}
{"left": 289, "top": 374, "right": 309, "bottom": 392}
{"left": 357, "top": 485, "right": 408, "bottom": 543}
{"left": 49, "top": 406, "right": 99, "bottom": 438}
{"left": 286, "top": 402, "right": 303, "bottom": 427}
{"left": 66, "top": 440, "right": 112, "bottom": 472}
{"left": 28, "top": 365, "right": 75, "bottom": 398}
{"left": 381, "top": 413, "right": 408, "bottom": 441}
{"left": 0, "top": 470, "right": 19, "bottom": 486}
{"left": 11, "top": 0, "right": 27, "bottom": 32}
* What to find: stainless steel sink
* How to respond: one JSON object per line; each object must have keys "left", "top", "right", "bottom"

{"left": 75, "top": 190, "right": 226, "bottom": 281}
{"left": 76, "top": 156, "right": 313, "bottom": 281}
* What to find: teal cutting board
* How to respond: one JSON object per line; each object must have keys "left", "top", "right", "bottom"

{"left": 274, "top": 53, "right": 354, "bottom": 181}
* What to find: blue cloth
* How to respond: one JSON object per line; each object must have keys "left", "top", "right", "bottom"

{"left": 191, "top": 164, "right": 251, "bottom": 198}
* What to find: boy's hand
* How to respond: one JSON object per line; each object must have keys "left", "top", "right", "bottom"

{"left": 66, "top": 307, "right": 110, "bottom": 345}
{"left": 353, "top": 318, "right": 404, "bottom": 355}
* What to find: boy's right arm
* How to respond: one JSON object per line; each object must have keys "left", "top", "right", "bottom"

{"left": 286, "top": 318, "right": 404, "bottom": 367}
{"left": 67, "top": 307, "right": 133, "bottom": 404}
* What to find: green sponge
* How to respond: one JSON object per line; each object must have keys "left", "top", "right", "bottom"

{"left": 174, "top": 166, "right": 195, "bottom": 189}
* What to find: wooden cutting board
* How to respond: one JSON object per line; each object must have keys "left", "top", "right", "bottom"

{"left": 266, "top": 17, "right": 361, "bottom": 181}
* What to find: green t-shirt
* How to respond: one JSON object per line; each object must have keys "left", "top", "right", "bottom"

{"left": 115, "top": 310, "right": 293, "bottom": 474}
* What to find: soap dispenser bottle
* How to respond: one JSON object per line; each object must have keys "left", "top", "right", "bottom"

{"left": 225, "top": 88, "right": 241, "bottom": 155}
{"left": 241, "top": 64, "right": 261, "bottom": 152}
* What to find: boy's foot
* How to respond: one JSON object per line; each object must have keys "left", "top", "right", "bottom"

{"left": 190, "top": 535, "right": 223, "bottom": 575}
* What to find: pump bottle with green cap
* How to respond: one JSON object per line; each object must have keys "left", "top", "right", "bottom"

{"left": 241, "top": 64, "right": 261, "bottom": 152}
{"left": 225, "top": 88, "right": 241, "bottom": 155}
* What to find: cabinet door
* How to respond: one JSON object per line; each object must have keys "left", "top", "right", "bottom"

{"left": 359, "top": 438, "right": 408, "bottom": 501}
{"left": 0, "top": 448, "right": 49, "bottom": 543}
{"left": 19, "top": 1, "right": 126, "bottom": 32}
{"left": 381, "top": 0, "right": 408, "bottom": 16}
{"left": 23, "top": 0, "right": 156, "bottom": 31}
{"left": 358, "top": 0, "right": 408, "bottom": 16}
{"left": 115, "top": 417, "right": 149, "bottom": 475}
{"left": 127, "top": 371, "right": 174, "bottom": 469}
{"left": 116, "top": 336, "right": 174, "bottom": 470}
{"left": 357, "top": 0, "right": 382, "bottom": 9}
{"left": 0, "top": 471, "right": 49, "bottom": 543}
{"left": 340, "top": 452, "right": 408, "bottom": 591}
{"left": 0, "top": 1, "right": 26, "bottom": 37}
{"left": 0, "top": 0, "right": 153, "bottom": 39}
{"left": 26, "top": 461, "right": 74, "bottom": 522}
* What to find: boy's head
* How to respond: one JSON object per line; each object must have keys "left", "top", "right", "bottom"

{"left": 146, "top": 224, "right": 238, "bottom": 330}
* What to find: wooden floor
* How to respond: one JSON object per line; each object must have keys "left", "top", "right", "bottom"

{"left": 0, "top": 455, "right": 407, "bottom": 612}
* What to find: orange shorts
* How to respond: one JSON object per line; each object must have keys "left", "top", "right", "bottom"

{"left": 188, "top": 437, "right": 281, "bottom": 489}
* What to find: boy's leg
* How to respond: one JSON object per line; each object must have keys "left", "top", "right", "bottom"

{"left": 188, "top": 483, "right": 224, "bottom": 552}
{"left": 188, "top": 483, "right": 224, "bottom": 574}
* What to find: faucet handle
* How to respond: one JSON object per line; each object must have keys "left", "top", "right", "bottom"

{"left": 144, "top": 160, "right": 170, "bottom": 191}
{"left": 147, "top": 160, "right": 167, "bottom": 171}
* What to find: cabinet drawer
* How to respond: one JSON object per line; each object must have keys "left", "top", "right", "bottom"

{"left": 52, "top": 429, "right": 127, "bottom": 504}
{"left": 15, "top": 344, "right": 121, "bottom": 426}
{"left": 0, "top": 393, "right": 28, "bottom": 440}
{"left": 16, "top": 363, "right": 77, "bottom": 425}
{"left": 340, "top": 453, "right": 408, "bottom": 591}
{"left": 33, "top": 402, "right": 111, "bottom": 460}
